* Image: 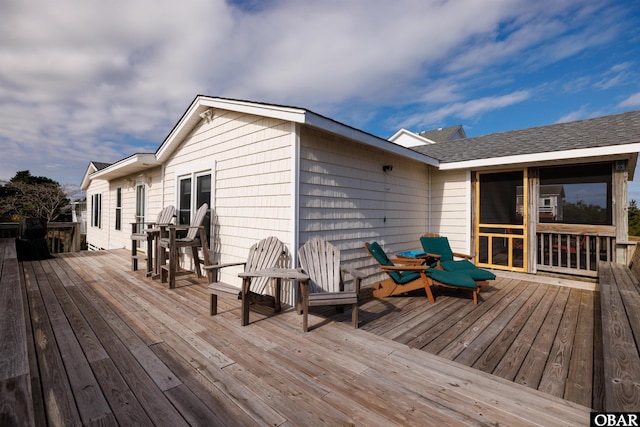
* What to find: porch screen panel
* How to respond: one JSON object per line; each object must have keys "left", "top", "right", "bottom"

{"left": 539, "top": 163, "right": 612, "bottom": 225}
{"left": 479, "top": 171, "right": 524, "bottom": 226}
{"left": 477, "top": 170, "right": 526, "bottom": 272}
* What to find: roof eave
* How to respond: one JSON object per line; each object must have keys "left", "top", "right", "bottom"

{"left": 437, "top": 143, "right": 640, "bottom": 173}
{"left": 80, "top": 163, "right": 98, "bottom": 190}
{"left": 89, "top": 154, "right": 160, "bottom": 182}
{"left": 305, "top": 114, "right": 440, "bottom": 166}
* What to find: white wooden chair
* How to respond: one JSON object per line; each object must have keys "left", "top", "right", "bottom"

{"left": 205, "top": 236, "right": 285, "bottom": 315}
{"left": 297, "top": 237, "right": 366, "bottom": 332}
{"left": 131, "top": 205, "right": 175, "bottom": 275}
{"left": 159, "top": 203, "right": 210, "bottom": 289}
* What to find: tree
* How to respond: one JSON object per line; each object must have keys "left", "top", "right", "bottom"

{"left": 0, "top": 170, "right": 71, "bottom": 222}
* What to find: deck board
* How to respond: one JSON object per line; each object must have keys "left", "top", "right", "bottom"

{"left": 359, "top": 271, "right": 600, "bottom": 410}
{"left": 2, "top": 243, "right": 594, "bottom": 425}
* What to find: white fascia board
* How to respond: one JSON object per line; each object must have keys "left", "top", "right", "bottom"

{"left": 91, "top": 153, "right": 159, "bottom": 181}
{"left": 80, "top": 164, "right": 99, "bottom": 190}
{"left": 304, "top": 113, "right": 440, "bottom": 167}
{"left": 388, "top": 128, "right": 413, "bottom": 142}
{"left": 199, "top": 97, "right": 307, "bottom": 123}
{"left": 388, "top": 128, "right": 436, "bottom": 147}
{"left": 438, "top": 143, "right": 640, "bottom": 171}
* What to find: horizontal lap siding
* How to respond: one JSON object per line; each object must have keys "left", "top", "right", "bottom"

{"left": 108, "top": 169, "right": 163, "bottom": 250}
{"left": 430, "top": 169, "right": 470, "bottom": 253}
{"left": 86, "top": 180, "right": 110, "bottom": 249}
{"left": 299, "top": 127, "right": 429, "bottom": 284}
{"left": 164, "top": 110, "right": 293, "bottom": 286}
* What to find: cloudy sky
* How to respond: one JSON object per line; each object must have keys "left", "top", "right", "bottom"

{"left": 2, "top": 0, "right": 640, "bottom": 197}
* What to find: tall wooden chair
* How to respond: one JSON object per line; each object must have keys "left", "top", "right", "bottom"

{"left": 159, "top": 203, "right": 210, "bottom": 289}
{"left": 131, "top": 205, "right": 175, "bottom": 275}
{"left": 205, "top": 236, "right": 285, "bottom": 315}
{"left": 297, "top": 237, "right": 365, "bottom": 332}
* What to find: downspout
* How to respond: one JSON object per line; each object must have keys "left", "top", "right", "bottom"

{"left": 290, "top": 122, "right": 301, "bottom": 307}
{"left": 428, "top": 166, "right": 432, "bottom": 232}
{"left": 291, "top": 122, "right": 300, "bottom": 268}
{"left": 466, "top": 170, "right": 472, "bottom": 254}
{"left": 160, "top": 162, "right": 166, "bottom": 208}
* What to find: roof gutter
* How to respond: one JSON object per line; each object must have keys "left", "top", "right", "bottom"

{"left": 438, "top": 143, "right": 640, "bottom": 172}
{"left": 89, "top": 153, "right": 160, "bottom": 181}
{"left": 304, "top": 112, "right": 440, "bottom": 167}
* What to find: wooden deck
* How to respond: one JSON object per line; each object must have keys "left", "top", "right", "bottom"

{"left": 3, "top": 244, "right": 592, "bottom": 426}
{"left": 358, "top": 274, "right": 602, "bottom": 410}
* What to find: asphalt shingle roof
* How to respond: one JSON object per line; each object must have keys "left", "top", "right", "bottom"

{"left": 91, "top": 162, "right": 111, "bottom": 171}
{"left": 411, "top": 109, "right": 640, "bottom": 164}
{"left": 418, "top": 125, "right": 465, "bottom": 142}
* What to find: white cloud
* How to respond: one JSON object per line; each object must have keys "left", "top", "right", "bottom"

{"left": 619, "top": 93, "right": 640, "bottom": 108}
{"left": 0, "top": 0, "right": 630, "bottom": 184}
{"left": 399, "top": 90, "right": 531, "bottom": 131}
{"left": 556, "top": 106, "right": 592, "bottom": 123}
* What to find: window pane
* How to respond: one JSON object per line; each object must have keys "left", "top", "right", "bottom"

{"left": 196, "top": 174, "right": 211, "bottom": 208}
{"left": 197, "top": 174, "right": 212, "bottom": 242}
{"left": 115, "top": 188, "right": 122, "bottom": 230}
{"left": 539, "top": 164, "right": 611, "bottom": 225}
{"left": 179, "top": 177, "right": 192, "bottom": 224}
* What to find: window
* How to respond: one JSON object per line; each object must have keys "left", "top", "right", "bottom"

{"left": 91, "top": 193, "right": 102, "bottom": 228}
{"left": 177, "top": 171, "right": 212, "bottom": 242}
{"left": 115, "top": 187, "right": 122, "bottom": 230}
{"left": 178, "top": 177, "right": 192, "bottom": 225}
{"left": 197, "top": 174, "right": 212, "bottom": 240}
{"left": 539, "top": 163, "right": 612, "bottom": 225}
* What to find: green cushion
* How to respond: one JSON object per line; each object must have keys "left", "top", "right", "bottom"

{"left": 420, "top": 236, "right": 454, "bottom": 262}
{"left": 368, "top": 242, "right": 392, "bottom": 266}
{"left": 426, "top": 269, "right": 477, "bottom": 289}
{"left": 394, "top": 270, "right": 422, "bottom": 284}
{"left": 368, "top": 242, "right": 421, "bottom": 284}
{"left": 441, "top": 260, "right": 496, "bottom": 281}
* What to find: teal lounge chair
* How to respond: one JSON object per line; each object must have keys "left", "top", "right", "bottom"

{"left": 366, "top": 242, "right": 478, "bottom": 304}
{"left": 419, "top": 235, "right": 496, "bottom": 286}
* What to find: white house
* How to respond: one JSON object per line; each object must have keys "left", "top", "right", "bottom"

{"left": 81, "top": 96, "right": 640, "bottom": 295}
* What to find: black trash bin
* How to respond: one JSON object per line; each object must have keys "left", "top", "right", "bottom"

{"left": 15, "top": 218, "right": 53, "bottom": 261}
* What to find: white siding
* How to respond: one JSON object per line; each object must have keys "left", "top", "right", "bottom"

{"left": 85, "top": 179, "right": 109, "bottom": 249}
{"left": 163, "top": 109, "right": 294, "bottom": 287}
{"left": 85, "top": 168, "right": 164, "bottom": 251}
{"left": 430, "top": 169, "right": 471, "bottom": 254}
{"left": 299, "top": 127, "right": 430, "bottom": 285}
{"left": 108, "top": 168, "right": 163, "bottom": 250}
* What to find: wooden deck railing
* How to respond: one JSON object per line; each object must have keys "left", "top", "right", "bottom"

{"left": 536, "top": 223, "right": 616, "bottom": 277}
{"left": 0, "top": 222, "right": 81, "bottom": 253}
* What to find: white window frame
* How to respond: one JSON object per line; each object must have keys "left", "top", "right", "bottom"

{"left": 115, "top": 187, "right": 122, "bottom": 231}
{"left": 175, "top": 160, "right": 215, "bottom": 225}
{"left": 91, "top": 193, "right": 102, "bottom": 228}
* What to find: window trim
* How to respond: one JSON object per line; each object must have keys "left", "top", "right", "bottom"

{"left": 115, "top": 187, "right": 122, "bottom": 231}
{"left": 175, "top": 161, "right": 214, "bottom": 245}
{"left": 91, "top": 193, "right": 102, "bottom": 228}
